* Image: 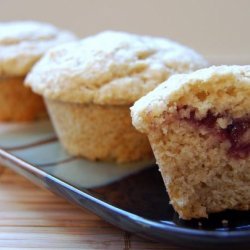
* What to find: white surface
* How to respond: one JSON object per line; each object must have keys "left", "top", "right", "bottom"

{"left": 0, "top": 0, "right": 249, "bottom": 64}
{"left": 0, "top": 120, "right": 55, "bottom": 148}
{"left": 0, "top": 121, "right": 154, "bottom": 188}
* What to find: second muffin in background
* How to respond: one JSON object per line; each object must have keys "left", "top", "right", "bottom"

{"left": 25, "top": 31, "right": 207, "bottom": 163}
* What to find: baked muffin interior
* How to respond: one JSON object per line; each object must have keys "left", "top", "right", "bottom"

{"left": 131, "top": 65, "right": 250, "bottom": 219}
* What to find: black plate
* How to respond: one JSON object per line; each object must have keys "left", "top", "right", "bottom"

{"left": 0, "top": 121, "right": 249, "bottom": 249}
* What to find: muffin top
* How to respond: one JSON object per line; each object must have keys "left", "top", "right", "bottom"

{"left": 131, "top": 65, "right": 250, "bottom": 133}
{"left": 0, "top": 21, "right": 76, "bottom": 77}
{"left": 25, "top": 30, "right": 207, "bottom": 105}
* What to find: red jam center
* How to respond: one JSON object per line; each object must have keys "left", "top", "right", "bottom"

{"left": 226, "top": 118, "right": 250, "bottom": 158}
{"left": 185, "top": 109, "right": 250, "bottom": 159}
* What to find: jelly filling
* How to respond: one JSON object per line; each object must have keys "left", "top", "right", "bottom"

{"left": 182, "top": 108, "right": 250, "bottom": 159}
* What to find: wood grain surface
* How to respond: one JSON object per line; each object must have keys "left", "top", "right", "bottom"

{"left": 0, "top": 165, "right": 190, "bottom": 250}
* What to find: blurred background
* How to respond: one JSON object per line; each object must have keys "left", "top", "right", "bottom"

{"left": 1, "top": 0, "right": 249, "bottom": 64}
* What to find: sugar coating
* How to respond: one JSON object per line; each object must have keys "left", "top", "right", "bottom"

{"left": 0, "top": 21, "right": 76, "bottom": 76}
{"left": 25, "top": 31, "right": 207, "bottom": 105}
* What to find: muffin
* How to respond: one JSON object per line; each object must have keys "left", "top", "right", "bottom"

{"left": 25, "top": 31, "right": 207, "bottom": 163}
{"left": 131, "top": 65, "right": 250, "bottom": 219}
{"left": 0, "top": 21, "right": 76, "bottom": 121}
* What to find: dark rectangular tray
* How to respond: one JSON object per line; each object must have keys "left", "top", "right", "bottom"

{"left": 0, "top": 121, "right": 249, "bottom": 249}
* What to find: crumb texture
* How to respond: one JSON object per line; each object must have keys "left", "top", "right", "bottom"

{"left": 131, "top": 65, "right": 250, "bottom": 219}
{"left": 0, "top": 21, "right": 76, "bottom": 76}
{"left": 149, "top": 121, "right": 250, "bottom": 219}
{"left": 26, "top": 31, "right": 207, "bottom": 105}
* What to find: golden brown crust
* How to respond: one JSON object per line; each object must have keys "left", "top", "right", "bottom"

{"left": 46, "top": 99, "right": 153, "bottom": 163}
{"left": 0, "top": 77, "right": 46, "bottom": 121}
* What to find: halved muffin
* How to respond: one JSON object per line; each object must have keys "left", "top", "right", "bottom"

{"left": 25, "top": 31, "right": 207, "bottom": 163}
{"left": 131, "top": 65, "right": 250, "bottom": 219}
{"left": 0, "top": 20, "right": 76, "bottom": 121}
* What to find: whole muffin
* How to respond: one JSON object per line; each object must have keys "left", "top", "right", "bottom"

{"left": 131, "top": 65, "right": 250, "bottom": 219}
{"left": 0, "top": 21, "right": 76, "bottom": 121}
{"left": 25, "top": 31, "right": 207, "bottom": 163}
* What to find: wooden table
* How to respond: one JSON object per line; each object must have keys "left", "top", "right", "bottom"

{"left": 0, "top": 165, "right": 189, "bottom": 249}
